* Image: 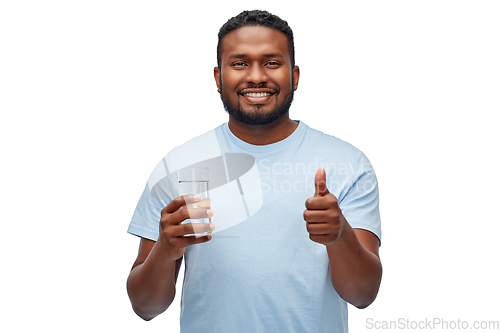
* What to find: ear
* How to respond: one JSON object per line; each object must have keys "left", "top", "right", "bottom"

{"left": 292, "top": 65, "right": 300, "bottom": 91}
{"left": 214, "top": 67, "right": 221, "bottom": 93}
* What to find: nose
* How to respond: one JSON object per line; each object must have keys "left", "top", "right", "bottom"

{"left": 245, "top": 64, "right": 268, "bottom": 84}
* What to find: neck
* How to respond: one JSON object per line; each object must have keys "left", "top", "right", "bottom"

{"left": 228, "top": 114, "right": 299, "bottom": 145}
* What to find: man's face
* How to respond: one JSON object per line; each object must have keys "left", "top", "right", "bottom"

{"left": 215, "top": 26, "right": 300, "bottom": 126}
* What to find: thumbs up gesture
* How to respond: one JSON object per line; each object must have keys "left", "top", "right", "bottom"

{"left": 303, "top": 168, "right": 346, "bottom": 246}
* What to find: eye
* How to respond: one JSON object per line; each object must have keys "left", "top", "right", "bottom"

{"left": 265, "top": 61, "right": 280, "bottom": 68}
{"left": 232, "top": 62, "right": 247, "bottom": 68}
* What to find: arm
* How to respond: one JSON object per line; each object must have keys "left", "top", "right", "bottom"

{"left": 326, "top": 225, "right": 382, "bottom": 309}
{"left": 126, "top": 238, "right": 182, "bottom": 321}
{"left": 126, "top": 195, "right": 214, "bottom": 321}
{"left": 304, "top": 168, "right": 382, "bottom": 309}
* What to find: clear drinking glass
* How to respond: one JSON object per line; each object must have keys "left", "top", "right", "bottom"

{"left": 177, "top": 167, "right": 210, "bottom": 236}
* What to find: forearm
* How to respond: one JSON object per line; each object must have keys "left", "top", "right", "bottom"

{"left": 126, "top": 243, "right": 179, "bottom": 321}
{"left": 326, "top": 222, "right": 382, "bottom": 309}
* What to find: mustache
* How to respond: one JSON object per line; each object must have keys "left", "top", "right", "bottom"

{"left": 236, "top": 85, "right": 279, "bottom": 94}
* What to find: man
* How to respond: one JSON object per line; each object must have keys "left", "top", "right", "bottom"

{"left": 127, "top": 10, "right": 382, "bottom": 332}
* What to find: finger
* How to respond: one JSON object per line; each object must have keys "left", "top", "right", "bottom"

{"left": 171, "top": 222, "right": 216, "bottom": 237}
{"left": 172, "top": 206, "right": 213, "bottom": 224}
{"left": 192, "top": 222, "right": 215, "bottom": 236}
{"left": 165, "top": 205, "right": 213, "bottom": 226}
{"left": 305, "top": 222, "right": 330, "bottom": 235}
{"left": 314, "top": 168, "right": 330, "bottom": 197}
{"left": 183, "top": 198, "right": 210, "bottom": 211}
{"left": 305, "top": 193, "right": 338, "bottom": 210}
{"left": 303, "top": 209, "right": 331, "bottom": 223}
{"left": 309, "top": 234, "right": 330, "bottom": 244}
{"left": 196, "top": 198, "right": 211, "bottom": 209}
{"left": 176, "top": 233, "right": 213, "bottom": 247}
{"left": 164, "top": 194, "right": 202, "bottom": 214}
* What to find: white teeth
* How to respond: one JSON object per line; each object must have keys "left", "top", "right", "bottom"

{"left": 244, "top": 92, "right": 271, "bottom": 97}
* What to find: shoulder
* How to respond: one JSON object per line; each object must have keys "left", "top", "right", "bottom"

{"left": 168, "top": 124, "right": 224, "bottom": 156}
{"left": 146, "top": 124, "right": 224, "bottom": 197}
{"left": 301, "top": 122, "right": 363, "bottom": 159}
{"left": 163, "top": 124, "right": 225, "bottom": 170}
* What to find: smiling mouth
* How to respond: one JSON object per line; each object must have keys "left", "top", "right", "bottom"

{"left": 239, "top": 91, "right": 275, "bottom": 105}
{"left": 242, "top": 92, "right": 273, "bottom": 97}
{"left": 237, "top": 87, "right": 278, "bottom": 105}
{"left": 238, "top": 86, "right": 278, "bottom": 97}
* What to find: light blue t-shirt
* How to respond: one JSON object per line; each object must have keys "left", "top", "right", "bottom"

{"left": 128, "top": 121, "right": 381, "bottom": 333}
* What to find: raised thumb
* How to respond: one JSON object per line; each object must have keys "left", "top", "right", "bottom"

{"left": 314, "top": 168, "right": 330, "bottom": 196}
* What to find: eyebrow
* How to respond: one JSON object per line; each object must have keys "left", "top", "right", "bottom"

{"left": 229, "top": 54, "right": 248, "bottom": 59}
{"left": 263, "top": 53, "right": 284, "bottom": 58}
{"left": 228, "top": 53, "right": 285, "bottom": 59}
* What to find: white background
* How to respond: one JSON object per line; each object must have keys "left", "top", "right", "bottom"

{"left": 1, "top": 1, "right": 499, "bottom": 332}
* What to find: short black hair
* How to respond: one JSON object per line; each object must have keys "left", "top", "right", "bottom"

{"left": 217, "top": 10, "right": 295, "bottom": 68}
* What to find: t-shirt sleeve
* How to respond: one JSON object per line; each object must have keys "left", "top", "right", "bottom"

{"left": 127, "top": 184, "right": 166, "bottom": 241}
{"left": 127, "top": 166, "right": 175, "bottom": 241}
{"left": 339, "top": 151, "right": 382, "bottom": 245}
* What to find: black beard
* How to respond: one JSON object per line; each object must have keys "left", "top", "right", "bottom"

{"left": 219, "top": 78, "right": 295, "bottom": 126}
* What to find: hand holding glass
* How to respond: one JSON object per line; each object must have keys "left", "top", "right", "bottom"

{"left": 177, "top": 167, "right": 211, "bottom": 236}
